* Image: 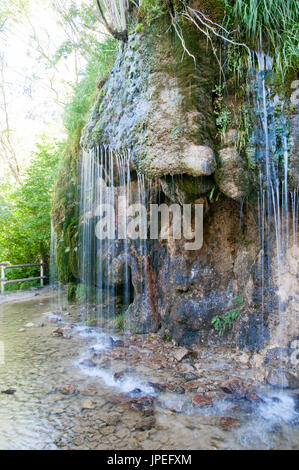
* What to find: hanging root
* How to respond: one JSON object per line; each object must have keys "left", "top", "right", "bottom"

{"left": 168, "top": 0, "right": 252, "bottom": 70}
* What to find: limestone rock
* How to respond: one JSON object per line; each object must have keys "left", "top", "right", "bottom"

{"left": 215, "top": 147, "right": 249, "bottom": 200}
{"left": 81, "top": 399, "right": 94, "bottom": 410}
{"left": 173, "top": 347, "right": 191, "bottom": 362}
{"left": 267, "top": 369, "right": 299, "bottom": 389}
{"left": 81, "top": 25, "right": 217, "bottom": 179}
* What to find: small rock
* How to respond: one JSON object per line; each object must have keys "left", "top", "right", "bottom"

{"left": 184, "top": 373, "right": 198, "bottom": 382}
{"left": 114, "top": 371, "right": 125, "bottom": 381}
{"left": 130, "top": 402, "right": 143, "bottom": 412}
{"left": 285, "top": 372, "right": 299, "bottom": 389}
{"left": 52, "top": 328, "right": 63, "bottom": 337}
{"left": 170, "top": 404, "right": 183, "bottom": 413}
{"left": 219, "top": 417, "right": 240, "bottom": 431}
{"left": 192, "top": 394, "right": 213, "bottom": 407}
{"left": 220, "top": 379, "right": 247, "bottom": 398}
{"left": 113, "top": 340, "right": 125, "bottom": 348}
{"left": 58, "top": 385, "right": 78, "bottom": 395}
{"left": 80, "top": 388, "right": 97, "bottom": 396}
{"left": 238, "top": 352, "right": 250, "bottom": 365}
{"left": 80, "top": 359, "right": 96, "bottom": 368}
{"left": 183, "top": 380, "right": 207, "bottom": 392}
{"left": 266, "top": 369, "right": 299, "bottom": 389}
{"left": 134, "top": 396, "right": 154, "bottom": 407}
{"left": 81, "top": 399, "right": 94, "bottom": 410}
{"left": 25, "top": 323, "right": 34, "bottom": 328}
{"left": 18, "top": 328, "right": 25, "bottom": 332}
{"left": 148, "top": 382, "right": 167, "bottom": 392}
{"left": 173, "top": 347, "right": 191, "bottom": 362}
{"left": 1, "top": 389, "right": 16, "bottom": 395}
{"left": 245, "top": 392, "right": 263, "bottom": 403}
{"left": 47, "top": 316, "right": 60, "bottom": 323}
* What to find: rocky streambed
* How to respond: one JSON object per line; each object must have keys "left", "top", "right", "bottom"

{"left": 0, "top": 292, "right": 298, "bottom": 450}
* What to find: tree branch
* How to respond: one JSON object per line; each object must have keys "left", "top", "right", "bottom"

{"left": 96, "top": 0, "right": 128, "bottom": 41}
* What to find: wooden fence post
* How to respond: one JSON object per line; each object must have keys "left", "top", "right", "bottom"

{"left": 0, "top": 263, "right": 8, "bottom": 295}
{"left": 40, "top": 260, "right": 44, "bottom": 287}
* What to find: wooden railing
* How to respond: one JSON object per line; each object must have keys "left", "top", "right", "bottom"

{"left": 0, "top": 261, "right": 45, "bottom": 294}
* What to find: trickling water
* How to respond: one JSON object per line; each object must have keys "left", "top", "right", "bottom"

{"left": 79, "top": 145, "right": 137, "bottom": 329}
{"left": 249, "top": 51, "right": 298, "bottom": 365}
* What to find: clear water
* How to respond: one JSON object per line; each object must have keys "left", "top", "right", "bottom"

{"left": 0, "top": 294, "right": 298, "bottom": 450}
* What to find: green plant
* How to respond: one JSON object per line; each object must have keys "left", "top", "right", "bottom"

{"left": 213, "top": 84, "right": 231, "bottom": 136}
{"left": 209, "top": 185, "right": 221, "bottom": 201}
{"left": 233, "top": 296, "right": 244, "bottom": 305}
{"left": 222, "top": 0, "right": 299, "bottom": 77}
{"left": 113, "top": 313, "right": 125, "bottom": 330}
{"left": 211, "top": 308, "right": 241, "bottom": 336}
{"left": 137, "top": 0, "right": 168, "bottom": 24}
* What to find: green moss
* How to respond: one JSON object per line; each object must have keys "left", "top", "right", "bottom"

{"left": 137, "top": 0, "right": 169, "bottom": 25}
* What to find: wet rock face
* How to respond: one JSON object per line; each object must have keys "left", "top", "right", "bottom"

{"left": 78, "top": 16, "right": 298, "bottom": 356}
{"left": 124, "top": 198, "right": 262, "bottom": 348}
{"left": 82, "top": 20, "right": 217, "bottom": 179}
{"left": 215, "top": 144, "right": 250, "bottom": 200}
{"left": 289, "top": 107, "right": 299, "bottom": 190}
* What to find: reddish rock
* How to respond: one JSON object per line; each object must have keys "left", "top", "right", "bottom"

{"left": 109, "top": 393, "right": 131, "bottom": 405}
{"left": 130, "top": 402, "right": 143, "bottom": 412}
{"left": 59, "top": 385, "right": 78, "bottom": 395}
{"left": 184, "top": 380, "right": 207, "bottom": 392}
{"left": 245, "top": 392, "right": 263, "bottom": 403}
{"left": 134, "top": 396, "right": 154, "bottom": 407}
{"left": 192, "top": 394, "right": 213, "bottom": 407}
{"left": 148, "top": 382, "right": 167, "bottom": 392}
{"left": 114, "top": 371, "right": 125, "bottom": 381}
{"left": 80, "top": 388, "right": 97, "bottom": 396}
{"left": 220, "top": 379, "right": 247, "bottom": 398}
{"left": 219, "top": 417, "right": 241, "bottom": 431}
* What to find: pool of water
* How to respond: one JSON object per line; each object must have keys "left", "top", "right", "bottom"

{"left": 0, "top": 294, "right": 298, "bottom": 450}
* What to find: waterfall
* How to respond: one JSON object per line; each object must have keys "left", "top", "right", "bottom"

{"left": 251, "top": 52, "right": 298, "bottom": 367}
{"left": 79, "top": 145, "right": 135, "bottom": 329}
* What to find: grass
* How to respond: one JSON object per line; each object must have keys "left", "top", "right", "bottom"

{"left": 113, "top": 313, "right": 125, "bottom": 331}
{"left": 222, "top": 0, "right": 299, "bottom": 76}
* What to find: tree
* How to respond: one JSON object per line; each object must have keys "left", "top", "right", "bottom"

{"left": 0, "top": 138, "right": 60, "bottom": 268}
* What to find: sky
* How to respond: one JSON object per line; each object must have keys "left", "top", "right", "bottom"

{"left": 0, "top": 0, "right": 85, "bottom": 180}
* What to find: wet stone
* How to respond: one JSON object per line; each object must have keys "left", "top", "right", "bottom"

{"left": 220, "top": 379, "right": 248, "bottom": 398}
{"left": 192, "top": 394, "right": 213, "bottom": 407}
{"left": 219, "top": 417, "right": 241, "bottom": 431}
{"left": 80, "top": 359, "right": 97, "bottom": 368}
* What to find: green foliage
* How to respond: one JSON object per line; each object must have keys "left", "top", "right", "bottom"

{"left": 209, "top": 185, "right": 221, "bottom": 201}
{"left": 0, "top": 138, "right": 60, "bottom": 289}
{"left": 222, "top": 0, "right": 299, "bottom": 76}
{"left": 137, "top": 0, "right": 168, "bottom": 24}
{"left": 64, "top": 37, "right": 118, "bottom": 142}
{"left": 113, "top": 313, "right": 125, "bottom": 331}
{"left": 211, "top": 308, "right": 241, "bottom": 336}
{"left": 213, "top": 84, "right": 231, "bottom": 136}
{"left": 211, "top": 296, "right": 244, "bottom": 335}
